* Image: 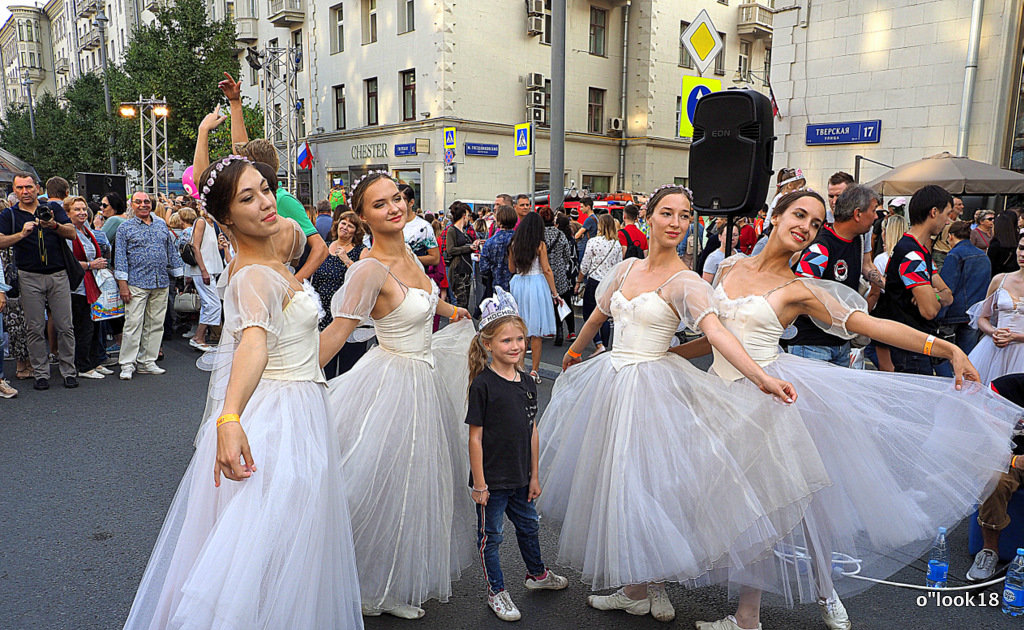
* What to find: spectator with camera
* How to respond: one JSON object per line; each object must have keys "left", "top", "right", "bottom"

{"left": 0, "top": 172, "right": 78, "bottom": 389}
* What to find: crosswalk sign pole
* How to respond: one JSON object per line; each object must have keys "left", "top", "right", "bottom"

{"left": 530, "top": 123, "right": 536, "bottom": 213}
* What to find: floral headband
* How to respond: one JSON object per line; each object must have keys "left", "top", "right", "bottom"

{"left": 199, "top": 154, "right": 252, "bottom": 211}
{"left": 350, "top": 170, "right": 392, "bottom": 192}
{"left": 650, "top": 183, "right": 693, "bottom": 199}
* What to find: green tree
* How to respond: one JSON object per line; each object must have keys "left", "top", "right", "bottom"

{"left": 0, "top": 94, "right": 74, "bottom": 181}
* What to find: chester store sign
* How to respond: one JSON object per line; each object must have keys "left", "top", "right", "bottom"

{"left": 352, "top": 143, "right": 389, "bottom": 159}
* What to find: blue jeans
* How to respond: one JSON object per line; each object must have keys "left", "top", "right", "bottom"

{"left": 890, "top": 347, "right": 936, "bottom": 375}
{"left": 476, "top": 486, "right": 546, "bottom": 593}
{"left": 787, "top": 342, "right": 851, "bottom": 367}
{"left": 932, "top": 324, "right": 979, "bottom": 378}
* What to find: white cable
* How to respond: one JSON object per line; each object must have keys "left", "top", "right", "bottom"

{"left": 840, "top": 572, "right": 1005, "bottom": 591}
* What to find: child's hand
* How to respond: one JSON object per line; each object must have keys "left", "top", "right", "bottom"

{"left": 472, "top": 487, "right": 489, "bottom": 506}
{"left": 528, "top": 479, "right": 542, "bottom": 501}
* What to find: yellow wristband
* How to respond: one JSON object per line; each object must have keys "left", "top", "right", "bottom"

{"left": 567, "top": 349, "right": 582, "bottom": 359}
{"left": 217, "top": 413, "right": 240, "bottom": 428}
{"left": 1013, "top": 455, "right": 1019, "bottom": 470}
{"left": 922, "top": 335, "right": 936, "bottom": 357}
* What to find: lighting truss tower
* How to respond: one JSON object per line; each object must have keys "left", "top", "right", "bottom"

{"left": 253, "top": 46, "right": 299, "bottom": 191}
{"left": 120, "top": 96, "right": 170, "bottom": 197}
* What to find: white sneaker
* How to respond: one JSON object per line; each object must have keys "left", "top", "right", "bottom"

{"left": 95, "top": 365, "right": 114, "bottom": 375}
{"left": 524, "top": 569, "right": 568, "bottom": 590}
{"left": 488, "top": 590, "right": 521, "bottom": 622}
{"left": 695, "top": 616, "right": 762, "bottom": 630}
{"left": 967, "top": 548, "right": 999, "bottom": 582}
{"left": 648, "top": 583, "right": 675, "bottom": 622}
{"left": 587, "top": 589, "right": 650, "bottom": 616}
{"left": 136, "top": 362, "right": 166, "bottom": 375}
{"left": 384, "top": 604, "right": 425, "bottom": 619}
{"left": 0, "top": 379, "right": 18, "bottom": 398}
{"left": 119, "top": 365, "right": 134, "bottom": 380}
{"left": 79, "top": 369, "right": 105, "bottom": 379}
{"left": 818, "top": 589, "right": 851, "bottom": 630}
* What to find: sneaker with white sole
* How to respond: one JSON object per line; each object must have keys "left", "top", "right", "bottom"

{"left": 0, "top": 379, "right": 18, "bottom": 398}
{"left": 648, "top": 583, "right": 675, "bottom": 622}
{"left": 967, "top": 548, "right": 1000, "bottom": 582}
{"left": 137, "top": 362, "right": 166, "bottom": 375}
{"left": 524, "top": 569, "right": 568, "bottom": 590}
{"left": 119, "top": 365, "right": 134, "bottom": 380}
{"left": 79, "top": 369, "right": 105, "bottom": 379}
{"left": 695, "top": 616, "right": 762, "bottom": 630}
{"left": 488, "top": 590, "right": 521, "bottom": 622}
{"left": 95, "top": 365, "right": 114, "bottom": 375}
{"left": 587, "top": 589, "right": 650, "bottom": 616}
{"left": 818, "top": 589, "right": 851, "bottom": 630}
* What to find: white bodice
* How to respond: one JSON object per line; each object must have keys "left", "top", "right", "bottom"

{"left": 264, "top": 285, "right": 326, "bottom": 384}
{"left": 522, "top": 256, "right": 543, "bottom": 276}
{"left": 991, "top": 289, "right": 1024, "bottom": 333}
{"left": 608, "top": 290, "right": 681, "bottom": 369}
{"left": 373, "top": 283, "right": 440, "bottom": 366}
{"left": 710, "top": 285, "right": 785, "bottom": 381}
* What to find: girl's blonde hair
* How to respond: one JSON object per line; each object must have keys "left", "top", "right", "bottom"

{"left": 468, "top": 315, "right": 529, "bottom": 389}
{"left": 882, "top": 214, "right": 909, "bottom": 257}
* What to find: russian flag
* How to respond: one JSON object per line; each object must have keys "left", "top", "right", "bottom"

{"left": 297, "top": 141, "right": 313, "bottom": 169}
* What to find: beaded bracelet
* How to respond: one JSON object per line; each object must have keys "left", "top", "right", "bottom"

{"left": 217, "top": 413, "right": 241, "bottom": 428}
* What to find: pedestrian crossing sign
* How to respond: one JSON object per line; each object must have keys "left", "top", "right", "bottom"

{"left": 514, "top": 122, "right": 532, "bottom": 156}
{"left": 679, "top": 75, "right": 721, "bottom": 138}
{"left": 444, "top": 127, "right": 456, "bottom": 150}
{"left": 680, "top": 10, "right": 723, "bottom": 75}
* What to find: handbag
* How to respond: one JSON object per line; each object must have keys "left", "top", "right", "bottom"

{"left": 60, "top": 235, "right": 86, "bottom": 291}
{"left": 178, "top": 226, "right": 199, "bottom": 266}
{"left": 173, "top": 288, "right": 201, "bottom": 313}
{"left": 90, "top": 269, "right": 124, "bottom": 321}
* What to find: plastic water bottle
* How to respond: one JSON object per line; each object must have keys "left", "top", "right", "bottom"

{"left": 925, "top": 527, "right": 949, "bottom": 588}
{"left": 1004, "top": 548, "right": 1024, "bottom": 616}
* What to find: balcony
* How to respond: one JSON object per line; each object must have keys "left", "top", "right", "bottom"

{"left": 80, "top": 27, "right": 101, "bottom": 51}
{"left": 55, "top": 56, "right": 69, "bottom": 74}
{"left": 737, "top": 2, "right": 773, "bottom": 39}
{"left": 23, "top": 67, "right": 44, "bottom": 84}
{"left": 235, "top": 17, "right": 258, "bottom": 43}
{"left": 76, "top": 0, "right": 97, "bottom": 18}
{"left": 145, "top": 0, "right": 169, "bottom": 11}
{"left": 268, "top": 0, "right": 304, "bottom": 27}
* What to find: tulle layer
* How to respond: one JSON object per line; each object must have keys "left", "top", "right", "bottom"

{"left": 325, "top": 320, "right": 476, "bottom": 610}
{"left": 510, "top": 274, "right": 556, "bottom": 337}
{"left": 720, "top": 353, "right": 1019, "bottom": 605}
{"left": 967, "top": 335, "right": 1024, "bottom": 384}
{"left": 124, "top": 380, "right": 363, "bottom": 630}
{"left": 537, "top": 352, "right": 831, "bottom": 590}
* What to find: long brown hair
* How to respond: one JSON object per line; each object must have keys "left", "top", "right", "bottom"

{"left": 468, "top": 315, "right": 529, "bottom": 390}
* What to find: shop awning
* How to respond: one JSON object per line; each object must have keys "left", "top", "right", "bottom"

{"left": 0, "top": 148, "right": 40, "bottom": 185}
{"left": 865, "top": 152, "right": 1024, "bottom": 195}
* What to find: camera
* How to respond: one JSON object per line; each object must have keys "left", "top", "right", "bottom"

{"left": 34, "top": 205, "right": 53, "bottom": 222}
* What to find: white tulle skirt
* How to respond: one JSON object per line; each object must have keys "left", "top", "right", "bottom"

{"left": 325, "top": 320, "right": 477, "bottom": 611}
{"left": 537, "top": 351, "right": 832, "bottom": 591}
{"left": 124, "top": 380, "right": 363, "bottom": 630}
{"left": 718, "top": 353, "right": 1019, "bottom": 605}
{"left": 967, "top": 335, "right": 1024, "bottom": 384}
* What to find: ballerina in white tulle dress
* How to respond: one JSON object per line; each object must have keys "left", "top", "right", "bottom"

{"left": 537, "top": 186, "right": 832, "bottom": 623}
{"left": 678, "top": 189, "right": 1019, "bottom": 630}
{"left": 125, "top": 157, "right": 362, "bottom": 630}
{"left": 318, "top": 172, "right": 477, "bottom": 620}
{"left": 968, "top": 264, "right": 1024, "bottom": 383}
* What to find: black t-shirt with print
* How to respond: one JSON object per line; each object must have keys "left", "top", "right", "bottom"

{"left": 789, "top": 226, "right": 864, "bottom": 347}
{"left": 465, "top": 367, "right": 538, "bottom": 490}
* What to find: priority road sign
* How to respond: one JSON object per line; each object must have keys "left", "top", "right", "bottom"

{"left": 514, "top": 122, "right": 532, "bottom": 156}
{"left": 444, "top": 127, "right": 456, "bottom": 150}
{"left": 679, "top": 75, "right": 721, "bottom": 138}
{"left": 680, "top": 10, "right": 723, "bottom": 75}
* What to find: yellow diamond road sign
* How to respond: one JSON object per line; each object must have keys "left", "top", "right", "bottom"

{"left": 681, "top": 9, "right": 723, "bottom": 75}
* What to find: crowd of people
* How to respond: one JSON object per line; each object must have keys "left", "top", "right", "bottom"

{"left": 6, "top": 81, "right": 1024, "bottom": 630}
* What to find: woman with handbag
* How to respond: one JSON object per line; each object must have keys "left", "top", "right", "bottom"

{"left": 575, "top": 214, "right": 623, "bottom": 356}
{"left": 182, "top": 207, "right": 225, "bottom": 352}
{"left": 64, "top": 196, "right": 111, "bottom": 379}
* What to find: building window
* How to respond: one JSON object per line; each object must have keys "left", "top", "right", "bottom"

{"left": 401, "top": 69, "right": 415, "bottom": 121}
{"left": 583, "top": 175, "right": 611, "bottom": 193}
{"left": 542, "top": 78, "right": 551, "bottom": 127}
{"left": 250, "top": 63, "right": 259, "bottom": 86}
{"left": 399, "top": 0, "right": 415, "bottom": 33}
{"left": 292, "top": 29, "right": 303, "bottom": 71}
{"left": 226, "top": 0, "right": 235, "bottom": 22}
{"left": 675, "top": 95, "right": 682, "bottom": 137}
{"left": 588, "top": 87, "right": 605, "bottom": 134}
{"left": 763, "top": 47, "right": 772, "bottom": 85}
{"left": 334, "top": 84, "right": 346, "bottom": 129}
{"left": 738, "top": 40, "right": 750, "bottom": 79}
{"left": 540, "top": 0, "right": 552, "bottom": 45}
{"left": 715, "top": 32, "right": 726, "bottom": 75}
{"left": 679, "top": 21, "right": 693, "bottom": 68}
{"left": 589, "top": 7, "right": 606, "bottom": 56}
{"left": 718, "top": 0, "right": 728, "bottom": 4}
{"left": 330, "top": 4, "right": 344, "bottom": 54}
{"left": 674, "top": 176, "right": 689, "bottom": 188}
{"left": 296, "top": 99, "right": 306, "bottom": 137}
{"left": 363, "top": 0, "right": 378, "bottom": 44}
{"left": 365, "top": 77, "right": 378, "bottom": 126}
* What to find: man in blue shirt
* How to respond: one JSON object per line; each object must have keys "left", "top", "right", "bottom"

{"left": 314, "top": 199, "right": 333, "bottom": 243}
{"left": 936, "top": 220, "right": 991, "bottom": 366}
{"left": 114, "top": 191, "right": 184, "bottom": 380}
{"left": 480, "top": 205, "right": 518, "bottom": 294}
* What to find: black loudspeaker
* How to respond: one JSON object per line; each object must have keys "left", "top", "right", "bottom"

{"left": 76, "top": 172, "right": 127, "bottom": 205}
{"left": 689, "top": 88, "right": 775, "bottom": 216}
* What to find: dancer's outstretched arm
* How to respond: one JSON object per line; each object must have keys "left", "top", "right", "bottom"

{"left": 562, "top": 308, "right": 609, "bottom": 371}
{"left": 698, "top": 314, "right": 796, "bottom": 403}
{"left": 216, "top": 326, "right": 267, "bottom": 487}
{"left": 319, "top": 317, "right": 360, "bottom": 367}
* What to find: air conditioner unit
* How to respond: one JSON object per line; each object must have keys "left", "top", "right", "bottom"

{"left": 528, "top": 15, "right": 544, "bottom": 36}
{"left": 528, "top": 106, "right": 545, "bottom": 123}
{"left": 609, "top": 117, "right": 624, "bottom": 132}
{"left": 527, "top": 72, "right": 545, "bottom": 90}
{"left": 529, "top": 91, "right": 545, "bottom": 107}
{"left": 527, "top": 0, "right": 545, "bottom": 15}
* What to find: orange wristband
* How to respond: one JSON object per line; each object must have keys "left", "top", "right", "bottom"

{"left": 1013, "top": 455, "right": 1019, "bottom": 470}
{"left": 567, "top": 349, "right": 582, "bottom": 359}
{"left": 217, "top": 413, "right": 240, "bottom": 428}
{"left": 922, "top": 335, "right": 936, "bottom": 356}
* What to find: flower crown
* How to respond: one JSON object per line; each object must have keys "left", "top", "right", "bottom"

{"left": 350, "top": 170, "right": 392, "bottom": 192}
{"left": 199, "top": 154, "right": 252, "bottom": 211}
{"left": 479, "top": 287, "right": 521, "bottom": 329}
{"left": 778, "top": 168, "right": 805, "bottom": 187}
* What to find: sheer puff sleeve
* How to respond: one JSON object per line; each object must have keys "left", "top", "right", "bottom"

{"left": 595, "top": 260, "right": 636, "bottom": 316}
{"left": 330, "top": 258, "right": 390, "bottom": 323}
{"left": 797, "top": 278, "right": 870, "bottom": 339}
{"left": 660, "top": 270, "right": 718, "bottom": 331}
{"left": 281, "top": 217, "right": 307, "bottom": 266}
{"left": 967, "top": 289, "right": 1000, "bottom": 330}
{"left": 222, "top": 264, "right": 293, "bottom": 345}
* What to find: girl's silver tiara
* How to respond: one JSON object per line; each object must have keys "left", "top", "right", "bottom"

{"left": 479, "top": 287, "right": 520, "bottom": 329}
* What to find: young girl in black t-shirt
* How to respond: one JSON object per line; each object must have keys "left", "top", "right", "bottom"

{"left": 466, "top": 288, "right": 567, "bottom": 622}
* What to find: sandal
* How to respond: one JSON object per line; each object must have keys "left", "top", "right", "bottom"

{"left": 530, "top": 370, "right": 542, "bottom": 384}
{"left": 16, "top": 370, "right": 32, "bottom": 380}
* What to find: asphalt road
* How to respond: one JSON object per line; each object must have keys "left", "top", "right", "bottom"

{"left": 0, "top": 335, "right": 1015, "bottom": 629}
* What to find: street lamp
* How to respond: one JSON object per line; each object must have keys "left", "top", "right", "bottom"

{"left": 94, "top": 9, "right": 117, "bottom": 173}
{"left": 21, "top": 70, "right": 35, "bottom": 140}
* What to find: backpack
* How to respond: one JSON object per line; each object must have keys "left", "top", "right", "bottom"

{"left": 619, "top": 227, "right": 645, "bottom": 259}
